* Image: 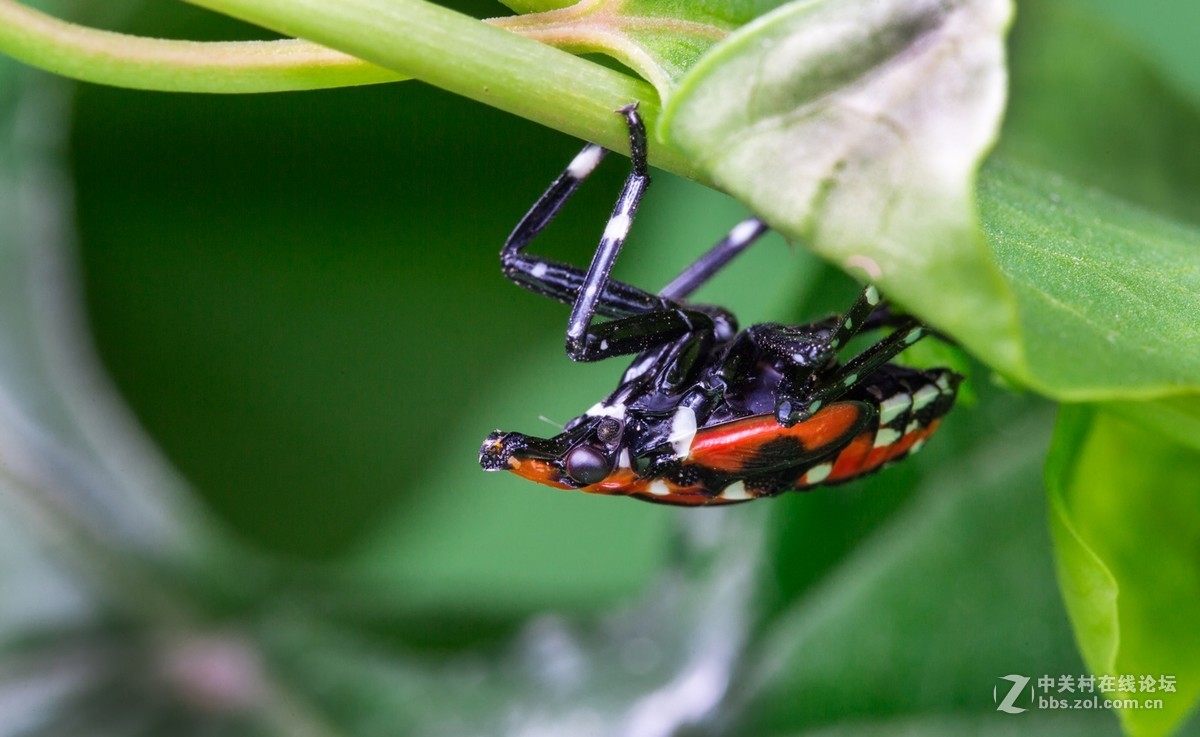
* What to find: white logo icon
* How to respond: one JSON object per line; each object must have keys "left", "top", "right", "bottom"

{"left": 995, "top": 674, "right": 1031, "bottom": 714}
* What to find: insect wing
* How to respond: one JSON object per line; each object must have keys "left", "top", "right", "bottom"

{"left": 685, "top": 402, "right": 875, "bottom": 475}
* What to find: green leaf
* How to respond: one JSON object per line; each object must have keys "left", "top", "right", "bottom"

{"left": 1046, "top": 407, "right": 1200, "bottom": 737}
{"left": 978, "top": 1, "right": 1200, "bottom": 400}
{"left": 1105, "top": 396, "right": 1200, "bottom": 455}
{"left": 999, "top": 1, "right": 1200, "bottom": 225}
{"left": 662, "top": 0, "right": 1022, "bottom": 375}
{"left": 663, "top": 0, "right": 1200, "bottom": 408}
{"left": 981, "top": 157, "right": 1200, "bottom": 399}
{"left": 491, "top": 0, "right": 794, "bottom": 99}
{"left": 730, "top": 402, "right": 1122, "bottom": 733}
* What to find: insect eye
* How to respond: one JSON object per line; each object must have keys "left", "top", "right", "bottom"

{"left": 564, "top": 445, "right": 611, "bottom": 486}
{"left": 595, "top": 417, "right": 623, "bottom": 444}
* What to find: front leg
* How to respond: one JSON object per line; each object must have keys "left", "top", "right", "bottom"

{"left": 565, "top": 104, "right": 652, "bottom": 358}
{"left": 744, "top": 287, "right": 930, "bottom": 426}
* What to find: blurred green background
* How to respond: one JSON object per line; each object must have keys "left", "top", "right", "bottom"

{"left": 73, "top": 0, "right": 818, "bottom": 606}
{"left": 2, "top": 0, "right": 1198, "bottom": 734}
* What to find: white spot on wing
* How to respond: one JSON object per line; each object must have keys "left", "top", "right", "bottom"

{"left": 805, "top": 462, "right": 833, "bottom": 484}
{"left": 720, "top": 481, "right": 751, "bottom": 501}
{"left": 912, "top": 384, "right": 939, "bottom": 411}
{"left": 873, "top": 427, "right": 901, "bottom": 448}
{"left": 648, "top": 480, "right": 670, "bottom": 496}
{"left": 879, "top": 393, "right": 912, "bottom": 424}
{"left": 668, "top": 407, "right": 698, "bottom": 458}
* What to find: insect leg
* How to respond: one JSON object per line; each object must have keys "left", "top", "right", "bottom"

{"left": 570, "top": 306, "right": 715, "bottom": 362}
{"left": 658, "top": 217, "right": 769, "bottom": 301}
{"left": 823, "top": 285, "right": 887, "bottom": 353}
{"left": 499, "top": 110, "right": 661, "bottom": 319}
{"left": 777, "top": 317, "right": 930, "bottom": 425}
{"left": 761, "top": 286, "right": 932, "bottom": 426}
{"left": 565, "top": 104, "right": 652, "bottom": 358}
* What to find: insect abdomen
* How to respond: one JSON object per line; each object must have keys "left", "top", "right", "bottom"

{"left": 795, "top": 367, "right": 960, "bottom": 488}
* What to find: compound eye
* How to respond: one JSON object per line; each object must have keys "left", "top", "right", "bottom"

{"left": 595, "top": 417, "right": 623, "bottom": 444}
{"left": 564, "top": 445, "right": 611, "bottom": 486}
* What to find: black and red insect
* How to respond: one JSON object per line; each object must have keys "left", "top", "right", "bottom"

{"left": 479, "top": 105, "right": 960, "bottom": 505}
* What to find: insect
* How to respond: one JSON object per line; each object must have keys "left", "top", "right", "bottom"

{"left": 479, "top": 104, "right": 961, "bottom": 505}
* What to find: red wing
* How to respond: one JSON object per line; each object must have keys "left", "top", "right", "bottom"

{"left": 825, "top": 418, "right": 943, "bottom": 484}
{"left": 685, "top": 402, "right": 875, "bottom": 475}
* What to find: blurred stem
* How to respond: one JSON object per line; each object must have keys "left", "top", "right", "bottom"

{"left": 0, "top": 0, "right": 701, "bottom": 175}
{"left": 0, "top": 0, "right": 404, "bottom": 92}
{"left": 181, "top": 0, "right": 700, "bottom": 177}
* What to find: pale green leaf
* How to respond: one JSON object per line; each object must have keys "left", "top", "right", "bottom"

{"left": 1046, "top": 407, "right": 1200, "bottom": 737}
{"left": 662, "top": 0, "right": 1022, "bottom": 374}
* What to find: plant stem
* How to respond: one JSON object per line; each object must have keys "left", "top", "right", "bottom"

{"left": 0, "top": 0, "right": 404, "bottom": 92}
{"left": 182, "top": 0, "right": 701, "bottom": 178}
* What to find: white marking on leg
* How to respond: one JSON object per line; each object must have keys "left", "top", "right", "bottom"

{"left": 905, "top": 328, "right": 924, "bottom": 344}
{"left": 842, "top": 373, "right": 858, "bottom": 387}
{"left": 720, "top": 481, "right": 751, "bottom": 501}
{"left": 567, "top": 145, "right": 604, "bottom": 178}
{"left": 530, "top": 262, "right": 548, "bottom": 279}
{"left": 873, "top": 427, "right": 901, "bottom": 448}
{"left": 600, "top": 339, "right": 609, "bottom": 351}
{"left": 728, "top": 218, "right": 762, "bottom": 245}
{"left": 603, "top": 213, "right": 632, "bottom": 242}
{"left": 879, "top": 393, "right": 912, "bottom": 424}
{"left": 622, "top": 354, "right": 656, "bottom": 382}
{"left": 618, "top": 449, "right": 632, "bottom": 469}
{"left": 668, "top": 406, "right": 698, "bottom": 458}
{"left": 865, "top": 285, "right": 881, "bottom": 306}
{"left": 844, "top": 317, "right": 854, "bottom": 330}
{"left": 648, "top": 480, "right": 671, "bottom": 496}
{"left": 586, "top": 402, "right": 627, "bottom": 419}
{"left": 912, "top": 384, "right": 939, "bottom": 410}
{"left": 808, "top": 400, "right": 822, "bottom": 414}
{"left": 805, "top": 462, "right": 833, "bottom": 484}
{"left": 829, "top": 337, "right": 840, "bottom": 349}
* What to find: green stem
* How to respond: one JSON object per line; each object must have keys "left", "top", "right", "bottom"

{"left": 0, "top": 0, "right": 404, "bottom": 92}
{"left": 181, "top": 0, "right": 700, "bottom": 177}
